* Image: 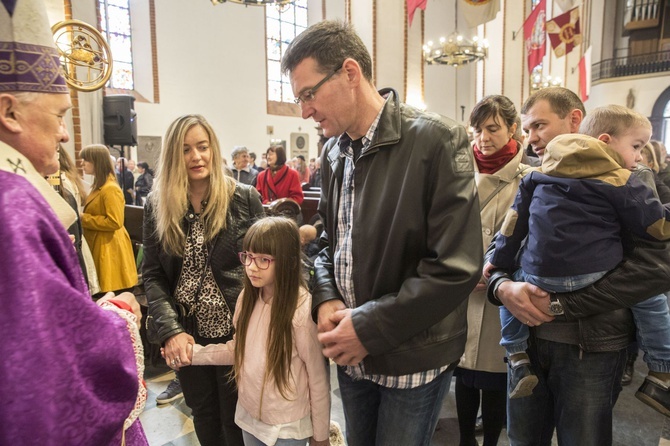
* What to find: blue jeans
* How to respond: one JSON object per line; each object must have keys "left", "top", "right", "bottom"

{"left": 631, "top": 293, "right": 670, "bottom": 373}
{"left": 507, "top": 337, "right": 627, "bottom": 445}
{"left": 499, "top": 269, "right": 607, "bottom": 354}
{"left": 337, "top": 366, "right": 452, "bottom": 446}
{"left": 241, "top": 430, "right": 307, "bottom": 446}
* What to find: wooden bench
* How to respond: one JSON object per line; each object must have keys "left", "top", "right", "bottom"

{"left": 124, "top": 204, "right": 144, "bottom": 244}
{"left": 301, "top": 196, "right": 320, "bottom": 225}
{"left": 303, "top": 189, "right": 321, "bottom": 198}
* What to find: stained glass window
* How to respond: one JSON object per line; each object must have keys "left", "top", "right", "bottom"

{"left": 266, "top": 1, "right": 307, "bottom": 103}
{"left": 99, "top": 0, "right": 134, "bottom": 90}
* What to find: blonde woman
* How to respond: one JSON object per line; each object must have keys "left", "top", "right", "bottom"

{"left": 80, "top": 144, "right": 137, "bottom": 293}
{"left": 142, "top": 115, "right": 264, "bottom": 446}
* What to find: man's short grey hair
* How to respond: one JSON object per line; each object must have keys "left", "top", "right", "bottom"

{"left": 10, "top": 91, "right": 40, "bottom": 104}
{"left": 231, "top": 146, "right": 249, "bottom": 159}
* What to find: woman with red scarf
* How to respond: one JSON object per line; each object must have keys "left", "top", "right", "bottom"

{"left": 455, "top": 95, "right": 531, "bottom": 446}
{"left": 256, "top": 145, "right": 304, "bottom": 205}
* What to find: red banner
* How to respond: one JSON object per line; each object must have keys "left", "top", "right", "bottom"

{"left": 547, "top": 7, "right": 582, "bottom": 57}
{"left": 579, "top": 47, "right": 592, "bottom": 102}
{"left": 407, "top": 0, "right": 428, "bottom": 26}
{"left": 524, "top": 0, "right": 546, "bottom": 74}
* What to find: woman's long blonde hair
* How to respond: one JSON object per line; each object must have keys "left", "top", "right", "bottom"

{"left": 234, "top": 217, "right": 304, "bottom": 401}
{"left": 80, "top": 144, "right": 116, "bottom": 190}
{"left": 150, "top": 114, "right": 235, "bottom": 256}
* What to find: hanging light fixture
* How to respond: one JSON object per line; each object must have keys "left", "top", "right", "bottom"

{"left": 211, "top": 0, "right": 294, "bottom": 6}
{"left": 530, "top": 65, "right": 562, "bottom": 92}
{"left": 423, "top": 1, "right": 488, "bottom": 67}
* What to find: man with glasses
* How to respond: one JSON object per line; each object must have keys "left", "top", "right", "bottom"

{"left": 282, "top": 20, "right": 483, "bottom": 446}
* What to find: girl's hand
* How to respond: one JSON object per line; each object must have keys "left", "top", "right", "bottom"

{"left": 309, "top": 437, "right": 329, "bottom": 446}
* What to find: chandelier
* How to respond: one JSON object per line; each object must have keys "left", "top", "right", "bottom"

{"left": 423, "top": 1, "right": 488, "bottom": 67}
{"left": 211, "top": 0, "right": 294, "bottom": 5}
{"left": 423, "top": 34, "right": 488, "bottom": 67}
{"left": 530, "top": 66, "right": 562, "bottom": 92}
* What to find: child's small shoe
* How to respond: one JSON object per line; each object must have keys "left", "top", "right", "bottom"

{"left": 508, "top": 353, "right": 538, "bottom": 399}
{"left": 636, "top": 372, "right": 670, "bottom": 417}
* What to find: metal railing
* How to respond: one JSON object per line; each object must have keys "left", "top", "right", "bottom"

{"left": 592, "top": 50, "right": 670, "bottom": 81}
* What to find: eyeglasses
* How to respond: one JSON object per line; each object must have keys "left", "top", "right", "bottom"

{"left": 293, "top": 67, "right": 341, "bottom": 106}
{"left": 238, "top": 251, "right": 275, "bottom": 270}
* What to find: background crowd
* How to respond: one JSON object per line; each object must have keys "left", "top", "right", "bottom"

{"left": 4, "top": 1, "right": 670, "bottom": 445}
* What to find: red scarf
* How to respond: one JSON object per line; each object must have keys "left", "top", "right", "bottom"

{"left": 473, "top": 139, "right": 519, "bottom": 174}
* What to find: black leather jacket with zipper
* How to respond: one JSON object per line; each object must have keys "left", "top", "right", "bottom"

{"left": 312, "top": 89, "right": 483, "bottom": 376}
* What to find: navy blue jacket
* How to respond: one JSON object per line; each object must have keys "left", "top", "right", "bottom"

{"left": 491, "top": 134, "right": 670, "bottom": 277}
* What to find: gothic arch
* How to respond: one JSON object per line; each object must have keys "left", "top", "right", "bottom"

{"left": 649, "top": 85, "right": 670, "bottom": 141}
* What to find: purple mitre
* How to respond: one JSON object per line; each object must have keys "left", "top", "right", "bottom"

{"left": 0, "top": 0, "right": 68, "bottom": 93}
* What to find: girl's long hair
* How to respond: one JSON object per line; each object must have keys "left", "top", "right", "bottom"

{"left": 150, "top": 114, "right": 235, "bottom": 256}
{"left": 234, "top": 217, "right": 305, "bottom": 400}
{"left": 80, "top": 144, "right": 116, "bottom": 191}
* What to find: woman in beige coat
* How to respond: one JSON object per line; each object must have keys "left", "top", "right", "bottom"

{"left": 455, "top": 96, "right": 530, "bottom": 446}
{"left": 80, "top": 145, "right": 137, "bottom": 294}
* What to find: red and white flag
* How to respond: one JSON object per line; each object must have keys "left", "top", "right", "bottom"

{"left": 546, "top": 7, "right": 582, "bottom": 58}
{"left": 407, "top": 0, "right": 428, "bottom": 26}
{"left": 461, "top": 0, "right": 500, "bottom": 28}
{"left": 524, "top": 0, "right": 546, "bottom": 74}
{"left": 579, "top": 46, "right": 592, "bottom": 102}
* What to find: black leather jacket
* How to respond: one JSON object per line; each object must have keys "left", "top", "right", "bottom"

{"left": 486, "top": 168, "right": 670, "bottom": 352}
{"left": 313, "top": 89, "right": 483, "bottom": 375}
{"left": 142, "top": 184, "right": 264, "bottom": 344}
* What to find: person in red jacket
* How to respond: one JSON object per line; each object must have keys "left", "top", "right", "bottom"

{"left": 256, "top": 145, "right": 304, "bottom": 204}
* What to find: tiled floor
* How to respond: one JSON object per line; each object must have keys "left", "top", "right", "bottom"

{"left": 141, "top": 355, "right": 669, "bottom": 445}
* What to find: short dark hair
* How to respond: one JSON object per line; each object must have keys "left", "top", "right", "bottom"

{"left": 521, "top": 87, "right": 585, "bottom": 119}
{"left": 470, "top": 95, "right": 522, "bottom": 144}
{"left": 281, "top": 20, "right": 373, "bottom": 81}
{"left": 267, "top": 145, "right": 287, "bottom": 166}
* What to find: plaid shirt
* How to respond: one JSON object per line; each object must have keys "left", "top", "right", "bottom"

{"left": 333, "top": 99, "right": 448, "bottom": 389}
